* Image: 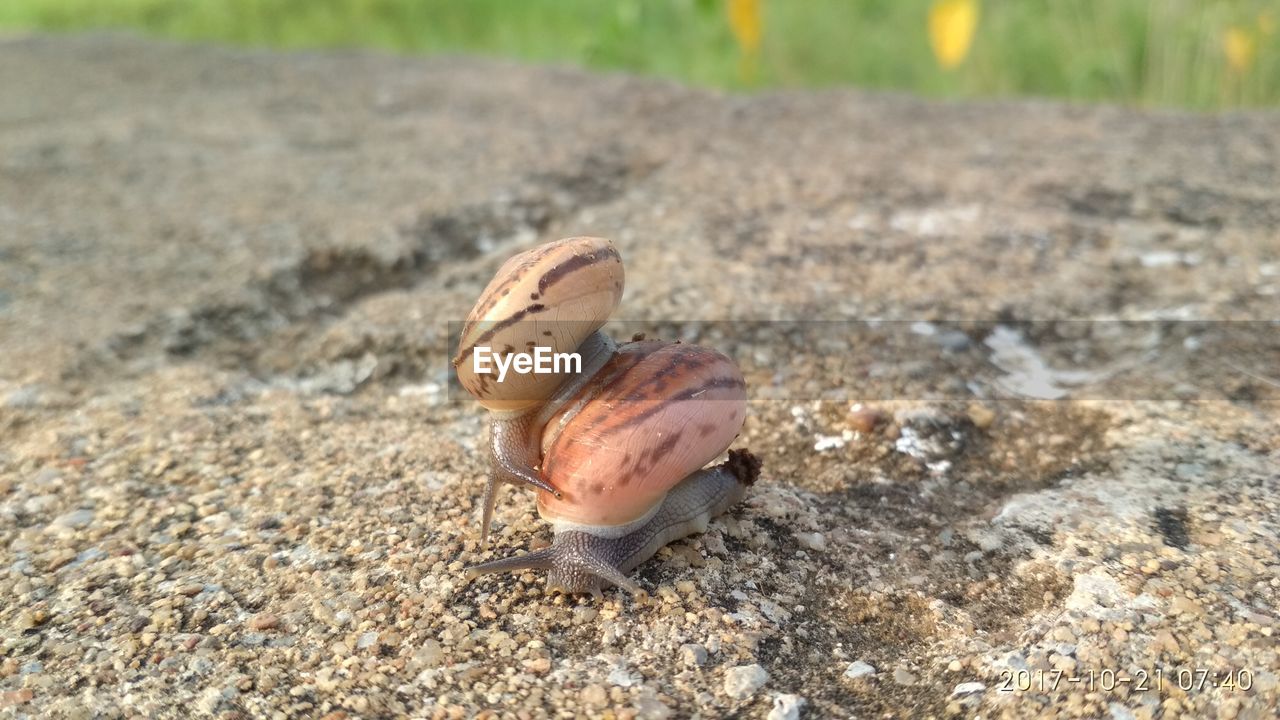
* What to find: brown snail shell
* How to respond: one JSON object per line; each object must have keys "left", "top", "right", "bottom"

{"left": 453, "top": 236, "right": 623, "bottom": 413}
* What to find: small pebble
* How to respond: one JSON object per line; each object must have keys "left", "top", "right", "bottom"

{"left": 767, "top": 694, "right": 806, "bottom": 720}
{"left": 723, "top": 664, "right": 769, "bottom": 700}
{"left": 848, "top": 405, "right": 887, "bottom": 433}
{"left": 795, "top": 532, "right": 826, "bottom": 552}
{"left": 523, "top": 657, "right": 551, "bottom": 674}
{"left": 681, "top": 644, "right": 708, "bottom": 667}
{"left": 415, "top": 640, "right": 443, "bottom": 667}
{"left": 844, "top": 660, "right": 876, "bottom": 680}
{"left": 631, "top": 693, "right": 672, "bottom": 719}
{"left": 608, "top": 667, "right": 638, "bottom": 687}
{"left": 53, "top": 509, "right": 94, "bottom": 529}
{"left": 581, "top": 684, "right": 609, "bottom": 708}
{"left": 18, "top": 611, "right": 49, "bottom": 631}
{"left": 246, "top": 613, "right": 279, "bottom": 631}
{"left": 1, "top": 689, "right": 35, "bottom": 706}
{"left": 967, "top": 403, "right": 996, "bottom": 429}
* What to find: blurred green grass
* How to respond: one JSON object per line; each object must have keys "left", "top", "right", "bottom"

{"left": 1, "top": 0, "right": 1276, "bottom": 109}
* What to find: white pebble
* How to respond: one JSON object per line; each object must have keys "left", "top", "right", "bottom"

{"left": 53, "top": 508, "right": 94, "bottom": 529}
{"left": 813, "top": 429, "right": 854, "bottom": 452}
{"left": 723, "top": 664, "right": 769, "bottom": 700}
{"left": 632, "top": 692, "right": 672, "bottom": 719}
{"left": 767, "top": 694, "right": 806, "bottom": 720}
{"left": 608, "top": 667, "right": 638, "bottom": 687}
{"left": 843, "top": 660, "right": 876, "bottom": 679}
{"left": 681, "top": 643, "right": 708, "bottom": 666}
{"left": 795, "top": 532, "right": 826, "bottom": 552}
{"left": 952, "top": 681, "right": 985, "bottom": 695}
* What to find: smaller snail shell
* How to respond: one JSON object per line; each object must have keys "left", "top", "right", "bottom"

{"left": 453, "top": 237, "right": 624, "bottom": 414}
{"left": 536, "top": 340, "right": 748, "bottom": 528}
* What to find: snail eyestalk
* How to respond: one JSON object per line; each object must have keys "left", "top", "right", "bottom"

{"left": 463, "top": 546, "right": 556, "bottom": 584}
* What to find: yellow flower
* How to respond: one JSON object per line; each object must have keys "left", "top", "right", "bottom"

{"left": 726, "top": 0, "right": 762, "bottom": 55}
{"left": 929, "top": 0, "right": 979, "bottom": 70}
{"left": 1224, "top": 26, "right": 1257, "bottom": 74}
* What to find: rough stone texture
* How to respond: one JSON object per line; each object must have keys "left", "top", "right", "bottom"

{"left": 2, "top": 34, "right": 1279, "bottom": 719}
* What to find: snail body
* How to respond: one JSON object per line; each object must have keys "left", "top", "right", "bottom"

{"left": 466, "top": 341, "right": 759, "bottom": 595}
{"left": 452, "top": 237, "right": 625, "bottom": 542}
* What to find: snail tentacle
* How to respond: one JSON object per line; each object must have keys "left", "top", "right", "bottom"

{"left": 463, "top": 546, "right": 557, "bottom": 585}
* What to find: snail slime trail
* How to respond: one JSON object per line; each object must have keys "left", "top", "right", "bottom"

{"left": 471, "top": 345, "right": 583, "bottom": 383}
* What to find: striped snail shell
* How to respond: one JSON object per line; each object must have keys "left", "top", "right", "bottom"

{"left": 453, "top": 236, "right": 623, "bottom": 413}
{"left": 466, "top": 340, "right": 759, "bottom": 596}
{"left": 452, "top": 237, "right": 625, "bottom": 542}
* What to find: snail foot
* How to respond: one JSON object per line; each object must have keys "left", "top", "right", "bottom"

{"left": 465, "top": 534, "right": 643, "bottom": 597}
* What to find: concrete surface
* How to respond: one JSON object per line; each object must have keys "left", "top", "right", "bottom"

{"left": 1, "top": 34, "right": 1278, "bottom": 719}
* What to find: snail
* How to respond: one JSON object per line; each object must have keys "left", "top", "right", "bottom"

{"left": 452, "top": 236, "right": 625, "bottom": 543}
{"left": 464, "top": 340, "right": 760, "bottom": 596}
